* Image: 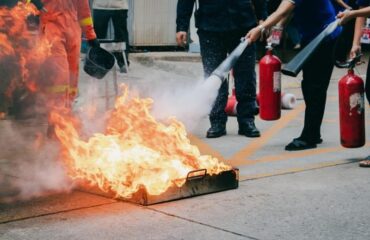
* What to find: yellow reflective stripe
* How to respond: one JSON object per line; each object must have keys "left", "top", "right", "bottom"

{"left": 46, "top": 85, "right": 78, "bottom": 94}
{"left": 26, "top": 0, "right": 31, "bottom": 3}
{"left": 80, "top": 17, "right": 93, "bottom": 27}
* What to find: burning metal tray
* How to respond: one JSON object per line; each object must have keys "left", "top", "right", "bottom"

{"left": 81, "top": 168, "right": 239, "bottom": 206}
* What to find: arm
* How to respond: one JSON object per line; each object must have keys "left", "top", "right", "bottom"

{"left": 246, "top": 0, "right": 295, "bottom": 43}
{"left": 350, "top": 16, "right": 366, "bottom": 58}
{"left": 76, "top": 0, "right": 97, "bottom": 42}
{"left": 333, "top": 0, "right": 352, "bottom": 10}
{"left": 176, "top": 0, "right": 195, "bottom": 46}
{"left": 338, "top": 6, "right": 370, "bottom": 24}
{"left": 337, "top": 6, "right": 370, "bottom": 58}
{"left": 252, "top": 0, "right": 268, "bottom": 21}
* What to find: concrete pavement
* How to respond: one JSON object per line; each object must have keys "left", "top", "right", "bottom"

{"left": 0, "top": 51, "right": 370, "bottom": 239}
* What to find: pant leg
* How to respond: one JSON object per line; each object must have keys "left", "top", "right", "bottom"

{"left": 300, "top": 39, "right": 336, "bottom": 141}
{"left": 112, "top": 9, "right": 129, "bottom": 62}
{"left": 198, "top": 30, "right": 228, "bottom": 125}
{"left": 227, "top": 29, "right": 257, "bottom": 124}
{"left": 93, "top": 9, "right": 112, "bottom": 39}
{"left": 39, "top": 18, "right": 70, "bottom": 109}
{"left": 66, "top": 19, "right": 82, "bottom": 102}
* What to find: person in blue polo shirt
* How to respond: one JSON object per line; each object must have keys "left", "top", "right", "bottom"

{"left": 338, "top": 0, "right": 370, "bottom": 167}
{"left": 246, "top": 0, "right": 342, "bottom": 151}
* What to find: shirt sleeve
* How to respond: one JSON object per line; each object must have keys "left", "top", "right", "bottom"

{"left": 76, "top": 0, "right": 97, "bottom": 40}
{"left": 176, "top": 0, "right": 196, "bottom": 32}
{"left": 252, "top": 0, "right": 268, "bottom": 20}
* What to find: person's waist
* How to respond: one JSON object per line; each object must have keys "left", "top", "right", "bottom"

{"left": 197, "top": 22, "right": 256, "bottom": 32}
{"left": 41, "top": 11, "right": 78, "bottom": 22}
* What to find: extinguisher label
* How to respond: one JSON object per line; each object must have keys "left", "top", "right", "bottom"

{"left": 349, "top": 93, "right": 365, "bottom": 115}
{"left": 273, "top": 71, "right": 281, "bottom": 92}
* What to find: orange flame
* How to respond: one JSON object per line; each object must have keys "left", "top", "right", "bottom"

{"left": 0, "top": 34, "right": 15, "bottom": 56}
{"left": 50, "top": 85, "right": 231, "bottom": 198}
{"left": 0, "top": 2, "right": 51, "bottom": 93}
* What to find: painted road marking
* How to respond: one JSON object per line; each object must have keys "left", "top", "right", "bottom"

{"left": 189, "top": 134, "right": 227, "bottom": 162}
{"left": 235, "top": 142, "right": 370, "bottom": 167}
{"left": 228, "top": 103, "right": 305, "bottom": 166}
{"left": 239, "top": 158, "right": 363, "bottom": 181}
{"left": 189, "top": 100, "right": 369, "bottom": 177}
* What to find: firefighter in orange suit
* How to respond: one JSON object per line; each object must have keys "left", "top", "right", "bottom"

{"left": 27, "top": 0, "right": 99, "bottom": 108}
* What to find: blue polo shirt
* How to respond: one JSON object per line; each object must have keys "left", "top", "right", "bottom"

{"left": 292, "top": 0, "right": 342, "bottom": 43}
{"left": 357, "top": 0, "right": 369, "bottom": 6}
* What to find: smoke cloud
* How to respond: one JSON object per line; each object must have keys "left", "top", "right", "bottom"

{"left": 150, "top": 75, "right": 222, "bottom": 131}
{"left": 0, "top": 120, "right": 72, "bottom": 203}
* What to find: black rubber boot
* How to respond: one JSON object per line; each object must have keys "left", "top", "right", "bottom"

{"left": 238, "top": 121, "right": 260, "bottom": 138}
{"left": 206, "top": 123, "right": 226, "bottom": 138}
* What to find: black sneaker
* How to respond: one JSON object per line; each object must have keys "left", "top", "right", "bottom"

{"left": 206, "top": 124, "right": 226, "bottom": 138}
{"left": 238, "top": 121, "right": 260, "bottom": 138}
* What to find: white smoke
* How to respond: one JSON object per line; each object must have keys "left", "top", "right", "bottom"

{"left": 0, "top": 120, "right": 72, "bottom": 203}
{"left": 114, "top": 61, "right": 223, "bottom": 132}
{"left": 150, "top": 75, "right": 222, "bottom": 131}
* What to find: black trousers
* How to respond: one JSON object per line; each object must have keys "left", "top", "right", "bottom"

{"left": 198, "top": 29, "right": 257, "bottom": 126}
{"left": 300, "top": 39, "right": 336, "bottom": 141}
{"left": 93, "top": 9, "right": 129, "bottom": 62}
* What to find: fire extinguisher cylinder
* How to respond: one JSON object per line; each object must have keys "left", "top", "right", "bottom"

{"left": 259, "top": 46, "right": 282, "bottom": 120}
{"left": 338, "top": 69, "right": 366, "bottom": 148}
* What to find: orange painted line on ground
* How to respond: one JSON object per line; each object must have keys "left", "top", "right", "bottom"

{"left": 188, "top": 134, "right": 227, "bottom": 162}
{"left": 239, "top": 146, "right": 342, "bottom": 167}
{"left": 239, "top": 158, "right": 360, "bottom": 181}
{"left": 237, "top": 142, "right": 370, "bottom": 167}
{"left": 228, "top": 103, "right": 305, "bottom": 166}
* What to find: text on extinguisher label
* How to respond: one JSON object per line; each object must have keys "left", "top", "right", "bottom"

{"left": 273, "top": 71, "right": 281, "bottom": 92}
{"left": 349, "top": 93, "right": 365, "bottom": 115}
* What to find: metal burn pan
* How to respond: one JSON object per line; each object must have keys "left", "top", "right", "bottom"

{"left": 129, "top": 168, "right": 239, "bottom": 205}
{"left": 81, "top": 168, "right": 239, "bottom": 206}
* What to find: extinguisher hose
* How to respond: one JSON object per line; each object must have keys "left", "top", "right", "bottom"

{"left": 211, "top": 38, "right": 250, "bottom": 81}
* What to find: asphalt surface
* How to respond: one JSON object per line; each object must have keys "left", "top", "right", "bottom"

{"left": 0, "top": 51, "right": 369, "bottom": 240}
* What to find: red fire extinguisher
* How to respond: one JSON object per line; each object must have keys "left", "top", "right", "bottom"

{"left": 225, "top": 88, "right": 237, "bottom": 116}
{"left": 259, "top": 44, "right": 282, "bottom": 120}
{"left": 225, "top": 70, "right": 237, "bottom": 116}
{"left": 336, "top": 56, "right": 366, "bottom": 148}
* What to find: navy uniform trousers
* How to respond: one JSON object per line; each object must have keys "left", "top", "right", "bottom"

{"left": 198, "top": 28, "right": 257, "bottom": 127}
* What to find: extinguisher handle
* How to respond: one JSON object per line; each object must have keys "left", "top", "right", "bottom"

{"left": 335, "top": 53, "right": 362, "bottom": 69}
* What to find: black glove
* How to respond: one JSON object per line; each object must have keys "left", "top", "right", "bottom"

{"left": 30, "top": 0, "right": 45, "bottom": 11}
{"left": 88, "top": 39, "right": 100, "bottom": 48}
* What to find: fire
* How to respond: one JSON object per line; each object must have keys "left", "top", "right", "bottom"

{"left": 50, "top": 85, "right": 231, "bottom": 198}
{"left": 0, "top": 2, "right": 51, "bottom": 94}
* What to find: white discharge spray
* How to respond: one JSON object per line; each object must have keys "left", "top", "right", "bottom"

{"left": 151, "top": 75, "right": 222, "bottom": 131}
{"left": 151, "top": 38, "right": 249, "bottom": 130}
